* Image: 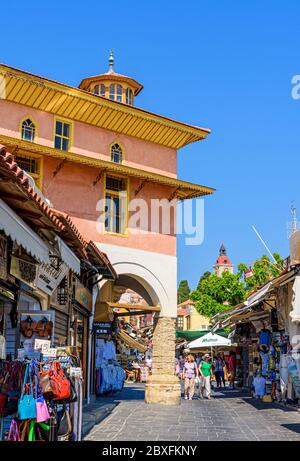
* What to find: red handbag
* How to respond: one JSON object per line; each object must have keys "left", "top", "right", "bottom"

{"left": 40, "top": 362, "right": 70, "bottom": 401}
{"left": 0, "top": 393, "right": 7, "bottom": 416}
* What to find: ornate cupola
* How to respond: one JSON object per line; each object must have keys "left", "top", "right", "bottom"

{"left": 79, "top": 51, "right": 143, "bottom": 106}
{"left": 213, "top": 243, "right": 234, "bottom": 277}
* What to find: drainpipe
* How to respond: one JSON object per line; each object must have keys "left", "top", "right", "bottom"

{"left": 86, "top": 278, "right": 102, "bottom": 405}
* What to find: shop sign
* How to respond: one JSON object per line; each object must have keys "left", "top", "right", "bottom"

{"left": 93, "top": 322, "right": 112, "bottom": 337}
{"left": 0, "top": 235, "right": 7, "bottom": 280}
{"left": 34, "top": 338, "right": 51, "bottom": 353}
{"left": 74, "top": 278, "right": 92, "bottom": 312}
{"left": 0, "top": 286, "right": 15, "bottom": 301}
{"left": 42, "top": 348, "right": 57, "bottom": 359}
{"left": 10, "top": 256, "right": 38, "bottom": 289}
{"left": 36, "top": 259, "right": 69, "bottom": 296}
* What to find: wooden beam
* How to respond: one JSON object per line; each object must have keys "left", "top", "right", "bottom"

{"left": 53, "top": 158, "right": 67, "bottom": 177}
{"left": 108, "top": 302, "right": 161, "bottom": 312}
{"left": 93, "top": 168, "right": 107, "bottom": 187}
{"left": 0, "top": 191, "right": 27, "bottom": 202}
{"left": 168, "top": 186, "right": 180, "bottom": 201}
{"left": 135, "top": 179, "right": 147, "bottom": 196}
{"left": 114, "top": 310, "right": 153, "bottom": 317}
{"left": 11, "top": 207, "right": 43, "bottom": 219}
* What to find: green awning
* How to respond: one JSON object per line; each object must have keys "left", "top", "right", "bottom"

{"left": 176, "top": 329, "right": 228, "bottom": 341}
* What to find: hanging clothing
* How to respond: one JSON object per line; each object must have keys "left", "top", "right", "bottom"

{"left": 253, "top": 376, "right": 266, "bottom": 397}
{"left": 103, "top": 341, "right": 116, "bottom": 361}
{"left": 259, "top": 329, "right": 271, "bottom": 346}
{"left": 0, "top": 334, "right": 6, "bottom": 360}
{"left": 260, "top": 352, "right": 270, "bottom": 376}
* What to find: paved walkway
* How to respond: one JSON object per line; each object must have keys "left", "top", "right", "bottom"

{"left": 84, "top": 383, "right": 300, "bottom": 441}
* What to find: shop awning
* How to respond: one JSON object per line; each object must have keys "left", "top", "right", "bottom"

{"left": 116, "top": 330, "right": 148, "bottom": 353}
{"left": 176, "top": 329, "right": 228, "bottom": 341}
{"left": 247, "top": 282, "right": 273, "bottom": 308}
{"left": 0, "top": 199, "right": 50, "bottom": 263}
{"left": 56, "top": 235, "right": 80, "bottom": 275}
{"left": 290, "top": 275, "right": 300, "bottom": 323}
{"left": 188, "top": 332, "right": 232, "bottom": 349}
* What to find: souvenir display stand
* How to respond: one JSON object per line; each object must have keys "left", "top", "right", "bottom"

{"left": 0, "top": 351, "right": 83, "bottom": 442}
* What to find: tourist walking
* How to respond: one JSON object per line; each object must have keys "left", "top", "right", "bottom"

{"left": 228, "top": 351, "right": 237, "bottom": 389}
{"left": 213, "top": 353, "right": 225, "bottom": 388}
{"left": 182, "top": 354, "right": 198, "bottom": 400}
{"left": 178, "top": 354, "right": 185, "bottom": 379}
{"left": 199, "top": 353, "right": 213, "bottom": 399}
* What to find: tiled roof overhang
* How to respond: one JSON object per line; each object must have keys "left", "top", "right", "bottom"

{"left": 0, "top": 145, "right": 116, "bottom": 278}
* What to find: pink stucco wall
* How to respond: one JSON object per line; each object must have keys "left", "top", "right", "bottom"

{"left": 42, "top": 157, "right": 176, "bottom": 256}
{"left": 0, "top": 100, "right": 177, "bottom": 177}
{"left": 0, "top": 99, "right": 178, "bottom": 256}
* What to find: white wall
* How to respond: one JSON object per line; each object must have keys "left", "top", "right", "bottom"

{"left": 97, "top": 243, "right": 177, "bottom": 318}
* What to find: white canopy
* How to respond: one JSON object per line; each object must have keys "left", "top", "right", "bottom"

{"left": 0, "top": 199, "right": 50, "bottom": 264}
{"left": 56, "top": 235, "right": 80, "bottom": 275}
{"left": 188, "top": 332, "right": 231, "bottom": 349}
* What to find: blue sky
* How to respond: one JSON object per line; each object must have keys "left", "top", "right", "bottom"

{"left": 2, "top": 0, "right": 300, "bottom": 290}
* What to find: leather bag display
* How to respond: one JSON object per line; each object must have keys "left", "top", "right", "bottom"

{"left": 18, "top": 363, "right": 36, "bottom": 420}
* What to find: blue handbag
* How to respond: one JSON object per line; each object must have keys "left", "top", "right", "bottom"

{"left": 18, "top": 363, "right": 37, "bottom": 420}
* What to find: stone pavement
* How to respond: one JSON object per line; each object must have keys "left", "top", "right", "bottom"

{"left": 84, "top": 383, "right": 300, "bottom": 441}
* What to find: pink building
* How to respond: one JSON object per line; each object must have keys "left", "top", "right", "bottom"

{"left": 0, "top": 54, "right": 214, "bottom": 404}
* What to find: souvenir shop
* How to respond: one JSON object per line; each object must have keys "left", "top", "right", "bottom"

{"left": 93, "top": 320, "right": 126, "bottom": 397}
{"left": 0, "top": 239, "right": 84, "bottom": 441}
{"left": 217, "top": 271, "right": 300, "bottom": 404}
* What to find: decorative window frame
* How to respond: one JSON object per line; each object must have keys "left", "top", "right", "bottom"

{"left": 103, "top": 171, "right": 130, "bottom": 237}
{"left": 53, "top": 116, "right": 73, "bottom": 152}
{"left": 19, "top": 115, "right": 38, "bottom": 143}
{"left": 14, "top": 151, "right": 43, "bottom": 189}
{"left": 110, "top": 140, "right": 125, "bottom": 164}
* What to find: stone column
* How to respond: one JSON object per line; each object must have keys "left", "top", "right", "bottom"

{"left": 145, "top": 317, "right": 181, "bottom": 405}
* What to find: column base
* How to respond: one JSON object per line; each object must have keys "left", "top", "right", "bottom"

{"left": 145, "top": 375, "right": 181, "bottom": 405}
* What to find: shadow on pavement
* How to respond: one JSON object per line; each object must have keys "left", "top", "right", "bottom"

{"left": 281, "top": 424, "right": 300, "bottom": 434}
{"left": 96, "top": 382, "right": 145, "bottom": 403}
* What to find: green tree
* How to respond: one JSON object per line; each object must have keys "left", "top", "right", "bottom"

{"left": 237, "top": 253, "right": 284, "bottom": 295}
{"left": 177, "top": 280, "right": 190, "bottom": 304}
{"left": 190, "top": 271, "right": 245, "bottom": 318}
{"left": 196, "top": 271, "right": 211, "bottom": 291}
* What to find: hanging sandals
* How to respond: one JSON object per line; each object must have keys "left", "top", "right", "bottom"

{"left": 20, "top": 316, "right": 37, "bottom": 339}
{"left": 20, "top": 316, "right": 53, "bottom": 339}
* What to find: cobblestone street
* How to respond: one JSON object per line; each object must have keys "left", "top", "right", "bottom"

{"left": 84, "top": 383, "right": 300, "bottom": 441}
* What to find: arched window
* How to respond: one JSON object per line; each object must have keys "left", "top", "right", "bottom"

{"left": 116, "top": 85, "right": 122, "bottom": 102}
{"left": 109, "top": 84, "right": 116, "bottom": 100}
{"left": 21, "top": 118, "right": 36, "bottom": 142}
{"left": 109, "top": 84, "right": 123, "bottom": 102}
{"left": 93, "top": 84, "right": 105, "bottom": 96}
{"left": 111, "top": 143, "right": 123, "bottom": 164}
{"left": 126, "top": 88, "right": 133, "bottom": 105}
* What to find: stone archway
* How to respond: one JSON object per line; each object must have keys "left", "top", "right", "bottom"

{"left": 93, "top": 244, "right": 181, "bottom": 405}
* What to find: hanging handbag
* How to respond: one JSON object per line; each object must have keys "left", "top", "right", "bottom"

{"left": 7, "top": 419, "right": 20, "bottom": 441}
{"left": 31, "top": 360, "right": 50, "bottom": 423}
{"left": 5, "top": 362, "right": 21, "bottom": 415}
{"left": 50, "top": 361, "right": 70, "bottom": 401}
{"left": 54, "top": 375, "right": 77, "bottom": 404}
{"left": 19, "top": 420, "right": 30, "bottom": 441}
{"left": 18, "top": 363, "right": 37, "bottom": 420}
{"left": 36, "top": 395, "right": 50, "bottom": 423}
{"left": 57, "top": 402, "right": 72, "bottom": 442}
{"left": 0, "top": 393, "right": 7, "bottom": 416}
{"left": 39, "top": 364, "right": 55, "bottom": 399}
